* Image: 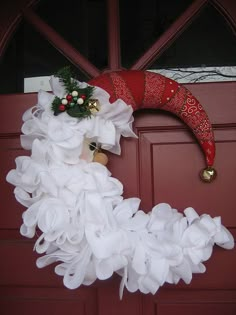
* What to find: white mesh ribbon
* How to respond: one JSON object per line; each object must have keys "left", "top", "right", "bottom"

{"left": 6, "top": 74, "right": 234, "bottom": 299}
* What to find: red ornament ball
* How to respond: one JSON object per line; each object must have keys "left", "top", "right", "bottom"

{"left": 66, "top": 94, "right": 73, "bottom": 101}
{"left": 81, "top": 94, "right": 86, "bottom": 100}
{"left": 59, "top": 104, "right": 66, "bottom": 111}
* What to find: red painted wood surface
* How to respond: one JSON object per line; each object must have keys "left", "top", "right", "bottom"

{"left": 1, "top": 82, "right": 236, "bottom": 314}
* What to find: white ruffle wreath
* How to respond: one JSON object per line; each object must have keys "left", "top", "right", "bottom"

{"left": 7, "top": 75, "right": 234, "bottom": 298}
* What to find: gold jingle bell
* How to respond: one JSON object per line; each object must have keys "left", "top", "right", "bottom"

{"left": 88, "top": 99, "right": 100, "bottom": 114}
{"left": 199, "top": 166, "right": 217, "bottom": 183}
{"left": 93, "top": 151, "right": 109, "bottom": 166}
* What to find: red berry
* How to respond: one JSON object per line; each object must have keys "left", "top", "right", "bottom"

{"left": 66, "top": 94, "right": 73, "bottom": 101}
{"left": 81, "top": 94, "right": 86, "bottom": 100}
{"left": 59, "top": 104, "right": 66, "bottom": 111}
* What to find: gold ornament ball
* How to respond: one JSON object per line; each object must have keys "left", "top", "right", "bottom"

{"left": 93, "top": 152, "right": 109, "bottom": 166}
{"left": 199, "top": 167, "right": 217, "bottom": 183}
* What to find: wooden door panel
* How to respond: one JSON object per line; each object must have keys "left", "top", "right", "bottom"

{"left": 186, "top": 82, "right": 236, "bottom": 125}
{"left": 106, "top": 136, "right": 140, "bottom": 200}
{"left": 143, "top": 290, "right": 236, "bottom": 315}
{"left": 0, "top": 287, "right": 98, "bottom": 315}
{"left": 137, "top": 128, "right": 236, "bottom": 226}
{"left": 156, "top": 301, "right": 236, "bottom": 315}
{"left": 0, "top": 94, "right": 37, "bottom": 134}
{"left": 1, "top": 81, "right": 236, "bottom": 314}
{"left": 133, "top": 81, "right": 236, "bottom": 226}
{"left": 97, "top": 285, "right": 142, "bottom": 315}
{"left": 0, "top": 240, "right": 61, "bottom": 287}
{"left": 0, "top": 138, "right": 28, "bottom": 230}
{"left": 0, "top": 94, "right": 41, "bottom": 232}
{"left": 1, "top": 237, "right": 235, "bottom": 289}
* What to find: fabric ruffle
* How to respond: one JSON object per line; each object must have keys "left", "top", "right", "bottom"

{"left": 6, "top": 74, "right": 235, "bottom": 299}
{"left": 20, "top": 76, "right": 137, "bottom": 163}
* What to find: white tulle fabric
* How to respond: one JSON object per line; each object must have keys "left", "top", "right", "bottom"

{"left": 6, "top": 76, "right": 234, "bottom": 298}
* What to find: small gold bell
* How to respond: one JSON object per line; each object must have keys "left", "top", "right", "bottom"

{"left": 199, "top": 166, "right": 217, "bottom": 183}
{"left": 88, "top": 99, "right": 100, "bottom": 114}
{"left": 93, "top": 152, "right": 109, "bottom": 166}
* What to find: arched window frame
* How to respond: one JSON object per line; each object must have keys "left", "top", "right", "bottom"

{"left": 0, "top": 0, "right": 236, "bottom": 80}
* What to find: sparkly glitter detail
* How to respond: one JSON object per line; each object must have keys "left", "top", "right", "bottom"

{"left": 109, "top": 72, "right": 137, "bottom": 108}
{"left": 89, "top": 70, "right": 215, "bottom": 166}
{"left": 142, "top": 72, "right": 166, "bottom": 108}
{"left": 164, "top": 86, "right": 186, "bottom": 113}
{"left": 164, "top": 86, "right": 214, "bottom": 143}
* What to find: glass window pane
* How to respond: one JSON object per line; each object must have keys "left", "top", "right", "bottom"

{"left": 36, "top": 0, "right": 108, "bottom": 70}
{"left": 0, "top": 20, "right": 89, "bottom": 94}
{"left": 120, "top": 0, "right": 194, "bottom": 68}
{"left": 0, "top": 28, "right": 22, "bottom": 94}
{"left": 150, "top": 4, "right": 236, "bottom": 69}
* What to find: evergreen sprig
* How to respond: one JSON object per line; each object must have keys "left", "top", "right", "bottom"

{"left": 51, "top": 66, "right": 97, "bottom": 119}
{"left": 56, "top": 66, "right": 78, "bottom": 92}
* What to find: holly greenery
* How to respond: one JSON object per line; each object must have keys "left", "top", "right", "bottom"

{"left": 51, "top": 66, "right": 96, "bottom": 118}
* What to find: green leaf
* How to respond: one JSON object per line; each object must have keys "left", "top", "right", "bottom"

{"left": 51, "top": 66, "right": 96, "bottom": 119}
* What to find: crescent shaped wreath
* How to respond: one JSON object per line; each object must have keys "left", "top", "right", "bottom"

{"left": 6, "top": 67, "right": 234, "bottom": 298}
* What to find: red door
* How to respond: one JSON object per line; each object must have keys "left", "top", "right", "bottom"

{"left": 0, "top": 1, "right": 236, "bottom": 314}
